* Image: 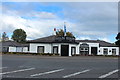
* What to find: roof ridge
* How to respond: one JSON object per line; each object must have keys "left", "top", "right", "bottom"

{"left": 34, "top": 35, "right": 55, "bottom": 40}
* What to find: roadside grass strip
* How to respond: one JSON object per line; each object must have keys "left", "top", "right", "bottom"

{"left": 98, "top": 69, "right": 119, "bottom": 78}
{"left": 63, "top": 69, "right": 90, "bottom": 78}
{"left": 30, "top": 69, "right": 64, "bottom": 77}
{"left": 0, "top": 68, "right": 35, "bottom": 75}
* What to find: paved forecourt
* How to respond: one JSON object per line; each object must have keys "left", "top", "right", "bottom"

{"left": 1, "top": 54, "right": 119, "bottom": 78}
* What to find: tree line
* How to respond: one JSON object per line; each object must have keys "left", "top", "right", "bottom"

{"left": 2, "top": 29, "right": 27, "bottom": 43}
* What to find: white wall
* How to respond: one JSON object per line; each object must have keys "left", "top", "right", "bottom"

{"left": 52, "top": 43, "right": 78, "bottom": 56}
{"left": 88, "top": 43, "right": 99, "bottom": 55}
{"left": 52, "top": 43, "right": 61, "bottom": 55}
{"left": 30, "top": 43, "right": 52, "bottom": 53}
{"left": 30, "top": 43, "right": 78, "bottom": 56}
{"left": 9, "top": 47, "right": 16, "bottom": 52}
{"left": 23, "top": 47, "right": 28, "bottom": 52}
{"left": 98, "top": 47, "right": 119, "bottom": 55}
{"left": 69, "top": 44, "right": 78, "bottom": 56}
{"left": 9, "top": 47, "right": 28, "bottom": 52}
{"left": 29, "top": 42, "right": 119, "bottom": 56}
{"left": 78, "top": 42, "right": 99, "bottom": 55}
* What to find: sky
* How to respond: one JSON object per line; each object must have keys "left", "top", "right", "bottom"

{"left": 1, "top": 2, "right": 118, "bottom": 43}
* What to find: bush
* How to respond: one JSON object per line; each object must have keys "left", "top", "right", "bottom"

{"left": 2, "top": 52, "right": 60, "bottom": 56}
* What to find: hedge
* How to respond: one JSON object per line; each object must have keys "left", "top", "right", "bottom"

{"left": 1, "top": 52, "right": 59, "bottom": 56}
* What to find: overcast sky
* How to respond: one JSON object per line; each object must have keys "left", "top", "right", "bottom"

{"left": 1, "top": 2, "right": 118, "bottom": 42}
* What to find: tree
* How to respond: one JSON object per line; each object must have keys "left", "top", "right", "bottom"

{"left": 56, "top": 29, "right": 75, "bottom": 37}
{"left": 116, "top": 32, "right": 120, "bottom": 40}
{"left": 115, "top": 32, "right": 120, "bottom": 47}
{"left": 56, "top": 29, "right": 64, "bottom": 37}
{"left": 12, "top": 29, "right": 27, "bottom": 43}
{"left": 66, "top": 32, "right": 74, "bottom": 37}
{"left": 1, "top": 32, "right": 9, "bottom": 41}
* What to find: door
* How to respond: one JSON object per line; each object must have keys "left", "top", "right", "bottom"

{"left": 80, "top": 43, "right": 89, "bottom": 55}
{"left": 91, "top": 47, "right": 97, "bottom": 55}
{"left": 71, "top": 47, "right": 76, "bottom": 56}
{"left": 61, "top": 45, "right": 69, "bottom": 56}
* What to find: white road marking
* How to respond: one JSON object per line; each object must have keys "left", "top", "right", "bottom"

{"left": 0, "top": 67, "right": 7, "bottom": 69}
{"left": 99, "top": 69, "right": 119, "bottom": 78}
{"left": 30, "top": 69, "right": 64, "bottom": 77}
{"left": 63, "top": 69, "right": 90, "bottom": 78}
{"left": 0, "top": 68, "right": 35, "bottom": 75}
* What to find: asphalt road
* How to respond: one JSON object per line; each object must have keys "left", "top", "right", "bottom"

{"left": 1, "top": 54, "right": 119, "bottom": 79}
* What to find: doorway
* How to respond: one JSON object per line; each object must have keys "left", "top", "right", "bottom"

{"left": 91, "top": 47, "right": 97, "bottom": 55}
{"left": 61, "top": 45, "right": 69, "bottom": 56}
{"left": 80, "top": 43, "right": 89, "bottom": 55}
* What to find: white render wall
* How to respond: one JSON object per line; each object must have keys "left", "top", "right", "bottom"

{"left": 29, "top": 42, "right": 119, "bottom": 56}
{"left": 78, "top": 42, "right": 99, "bottom": 55}
{"left": 23, "top": 47, "right": 28, "bottom": 52}
{"left": 98, "top": 47, "right": 119, "bottom": 55}
{"left": 9, "top": 47, "right": 16, "bottom": 52}
{"left": 69, "top": 44, "right": 78, "bottom": 56}
{"left": 30, "top": 43, "right": 78, "bottom": 56}
{"left": 52, "top": 43, "right": 61, "bottom": 55}
{"left": 30, "top": 43, "right": 52, "bottom": 53}
{"left": 9, "top": 47, "right": 28, "bottom": 52}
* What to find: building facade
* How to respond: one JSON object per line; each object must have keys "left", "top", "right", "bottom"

{"left": 27, "top": 35, "right": 119, "bottom": 56}
{"left": 0, "top": 41, "right": 29, "bottom": 52}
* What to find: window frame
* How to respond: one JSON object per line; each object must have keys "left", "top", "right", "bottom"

{"left": 53, "top": 46, "right": 58, "bottom": 54}
{"left": 103, "top": 48, "right": 108, "bottom": 55}
{"left": 37, "top": 46, "right": 44, "bottom": 53}
{"left": 71, "top": 47, "right": 76, "bottom": 55}
{"left": 112, "top": 49, "right": 116, "bottom": 55}
{"left": 16, "top": 47, "right": 23, "bottom": 52}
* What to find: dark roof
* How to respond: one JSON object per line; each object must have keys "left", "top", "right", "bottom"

{"left": 27, "top": 35, "right": 78, "bottom": 44}
{"left": 96, "top": 40, "right": 118, "bottom": 47}
{"left": 27, "top": 35, "right": 56, "bottom": 43}
{"left": 76, "top": 40, "right": 118, "bottom": 47}
{"left": 27, "top": 35, "right": 118, "bottom": 47}
{"left": 76, "top": 40, "right": 98, "bottom": 43}
{"left": 0, "top": 41, "right": 29, "bottom": 47}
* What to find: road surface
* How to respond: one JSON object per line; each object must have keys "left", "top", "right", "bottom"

{"left": 1, "top": 54, "right": 119, "bottom": 79}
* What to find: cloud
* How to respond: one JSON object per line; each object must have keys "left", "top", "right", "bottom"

{"left": 98, "top": 37, "right": 111, "bottom": 42}
{"left": 25, "top": 11, "right": 58, "bottom": 19}
{"left": 1, "top": 2, "right": 118, "bottom": 43}
{"left": 1, "top": 13, "right": 74, "bottom": 40}
{"left": 77, "top": 37, "right": 91, "bottom": 40}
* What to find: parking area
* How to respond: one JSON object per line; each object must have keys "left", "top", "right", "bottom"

{"left": 1, "top": 54, "right": 119, "bottom": 79}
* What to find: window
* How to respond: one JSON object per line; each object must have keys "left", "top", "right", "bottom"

{"left": 80, "top": 48, "right": 84, "bottom": 51}
{"left": 80, "top": 48, "right": 88, "bottom": 51}
{"left": 112, "top": 49, "right": 116, "bottom": 55}
{"left": 16, "top": 47, "right": 23, "bottom": 52}
{"left": 53, "top": 46, "right": 58, "bottom": 54}
{"left": 71, "top": 47, "right": 76, "bottom": 55}
{"left": 85, "top": 48, "right": 88, "bottom": 51}
{"left": 37, "top": 46, "right": 44, "bottom": 53}
{"left": 79, "top": 47, "right": 89, "bottom": 55}
{"left": 28, "top": 46, "right": 29, "bottom": 51}
{"left": 2, "top": 47, "right": 9, "bottom": 52}
{"left": 103, "top": 48, "right": 108, "bottom": 55}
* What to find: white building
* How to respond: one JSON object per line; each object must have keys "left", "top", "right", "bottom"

{"left": 0, "top": 41, "right": 29, "bottom": 52}
{"left": 28, "top": 35, "right": 119, "bottom": 56}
